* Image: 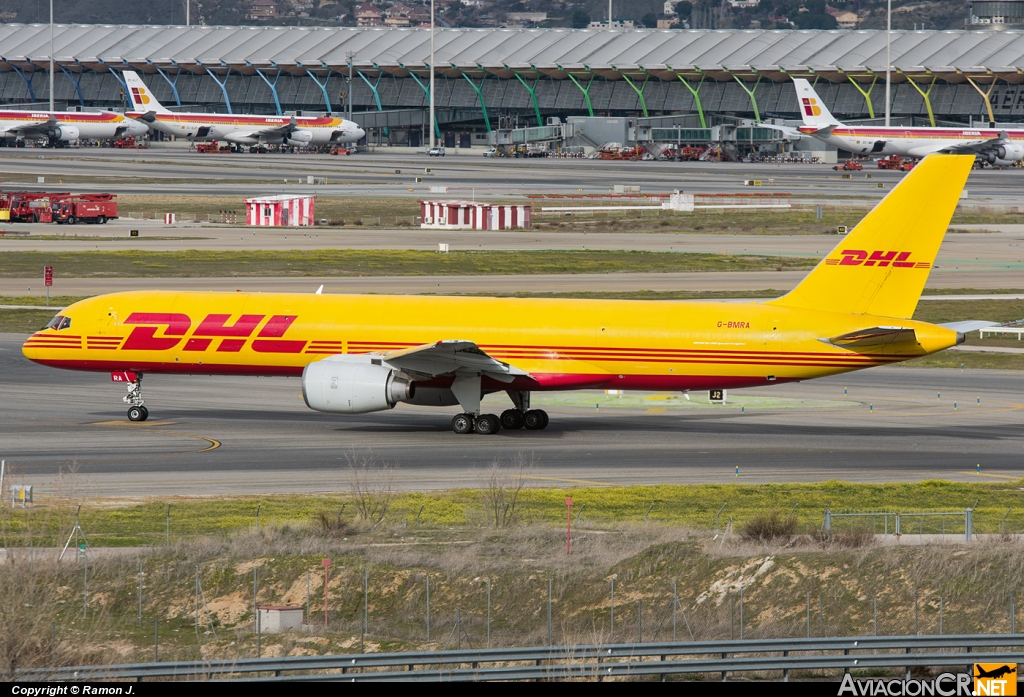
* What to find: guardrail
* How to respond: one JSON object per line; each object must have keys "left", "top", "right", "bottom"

{"left": 18, "top": 634, "right": 1024, "bottom": 682}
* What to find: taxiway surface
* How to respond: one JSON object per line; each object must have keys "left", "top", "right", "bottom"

{"left": 1, "top": 334, "right": 1021, "bottom": 497}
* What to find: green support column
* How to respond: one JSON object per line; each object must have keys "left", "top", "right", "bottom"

{"left": 732, "top": 74, "right": 762, "bottom": 123}
{"left": 512, "top": 72, "right": 543, "bottom": 126}
{"left": 676, "top": 74, "right": 706, "bottom": 128}
{"left": 407, "top": 70, "right": 441, "bottom": 140}
{"left": 566, "top": 72, "right": 595, "bottom": 117}
{"left": 846, "top": 74, "right": 878, "bottom": 119}
{"left": 461, "top": 72, "right": 491, "bottom": 131}
{"left": 619, "top": 71, "right": 650, "bottom": 118}
{"left": 904, "top": 74, "right": 938, "bottom": 127}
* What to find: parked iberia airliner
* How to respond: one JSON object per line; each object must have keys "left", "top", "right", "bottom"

{"left": 122, "top": 71, "right": 364, "bottom": 147}
{"left": 22, "top": 155, "right": 992, "bottom": 434}
{"left": 795, "top": 78, "right": 1024, "bottom": 165}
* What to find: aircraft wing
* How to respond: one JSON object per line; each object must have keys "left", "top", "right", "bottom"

{"left": 940, "top": 131, "right": 1007, "bottom": 155}
{"left": 8, "top": 116, "right": 57, "bottom": 138}
{"left": 251, "top": 116, "right": 298, "bottom": 138}
{"left": 382, "top": 340, "right": 530, "bottom": 382}
{"left": 824, "top": 326, "right": 918, "bottom": 349}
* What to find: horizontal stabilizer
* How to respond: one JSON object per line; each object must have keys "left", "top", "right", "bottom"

{"left": 824, "top": 326, "right": 917, "bottom": 349}
{"left": 939, "top": 320, "right": 997, "bottom": 333}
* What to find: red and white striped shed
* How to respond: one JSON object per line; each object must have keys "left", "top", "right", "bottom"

{"left": 420, "top": 200, "right": 531, "bottom": 230}
{"left": 244, "top": 194, "right": 316, "bottom": 227}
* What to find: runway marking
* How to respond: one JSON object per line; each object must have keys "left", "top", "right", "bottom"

{"left": 91, "top": 420, "right": 177, "bottom": 426}
{"left": 958, "top": 472, "right": 1024, "bottom": 480}
{"left": 89, "top": 421, "right": 221, "bottom": 455}
{"left": 524, "top": 475, "right": 615, "bottom": 486}
{"left": 645, "top": 407, "right": 667, "bottom": 414}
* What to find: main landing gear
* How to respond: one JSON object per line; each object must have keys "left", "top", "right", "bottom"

{"left": 449, "top": 389, "right": 548, "bottom": 435}
{"left": 450, "top": 409, "right": 548, "bottom": 435}
{"left": 123, "top": 375, "right": 149, "bottom": 422}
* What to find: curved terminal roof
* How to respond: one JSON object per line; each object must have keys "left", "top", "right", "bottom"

{"left": 0, "top": 24, "right": 1023, "bottom": 83}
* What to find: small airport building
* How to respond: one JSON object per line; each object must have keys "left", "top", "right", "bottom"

{"left": 420, "top": 200, "right": 532, "bottom": 230}
{"left": 244, "top": 194, "right": 316, "bottom": 227}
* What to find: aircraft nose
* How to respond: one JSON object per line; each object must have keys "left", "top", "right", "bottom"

{"left": 355, "top": 128, "right": 365, "bottom": 141}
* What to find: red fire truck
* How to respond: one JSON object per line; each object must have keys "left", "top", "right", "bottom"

{"left": 52, "top": 194, "right": 118, "bottom": 224}
{"left": 4, "top": 192, "right": 70, "bottom": 223}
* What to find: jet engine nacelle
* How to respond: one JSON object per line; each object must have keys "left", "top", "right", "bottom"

{"left": 285, "top": 129, "right": 313, "bottom": 146}
{"left": 53, "top": 125, "right": 80, "bottom": 141}
{"left": 996, "top": 142, "right": 1024, "bottom": 162}
{"left": 302, "top": 354, "right": 415, "bottom": 414}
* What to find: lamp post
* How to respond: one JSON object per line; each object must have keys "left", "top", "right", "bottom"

{"left": 429, "top": 0, "right": 435, "bottom": 148}
{"left": 48, "top": 0, "right": 53, "bottom": 112}
{"left": 885, "top": 0, "right": 891, "bottom": 127}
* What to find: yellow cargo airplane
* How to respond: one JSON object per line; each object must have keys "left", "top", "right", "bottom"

{"left": 22, "top": 154, "right": 992, "bottom": 434}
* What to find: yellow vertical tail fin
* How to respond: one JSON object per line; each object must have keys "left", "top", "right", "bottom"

{"left": 767, "top": 154, "right": 974, "bottom": 320}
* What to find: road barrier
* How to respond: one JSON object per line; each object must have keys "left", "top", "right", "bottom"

{"left": 18, "top": 634, "right": 1024, "bottom": 682}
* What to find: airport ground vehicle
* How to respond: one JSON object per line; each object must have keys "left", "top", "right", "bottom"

{"left": 52, "top": 194, "right": 118, "bottom": 224}
{"left": 23, "top": 155, "right": 993, "bottom": 430}
{"left": 877, "top": 155, "right": 915, "bottom": 171}
{"left": 483, "top": 147, "right": 497, "bottom": 157}
{"left": 427, "top": 147, "right": 445, "bottom": 156}
{"left": 3, "top": 192, "right": 67, "bottom": 222}
{"left": 833, "top": 159, "right": 864, "bottom": 171}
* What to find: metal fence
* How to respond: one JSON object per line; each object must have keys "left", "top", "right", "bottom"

{"left": 18, "top": 635, "right": 1024, "bottom": 682}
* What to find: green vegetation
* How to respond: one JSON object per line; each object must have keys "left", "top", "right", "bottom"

{"left": 913, "top": 299, "right": 1024, "bottom": 325}
{"left": 0, "top": 249, "right": 817, "bottom": 278}
{"left": 6, "top": 480, "right": 1024, "bottom": 547}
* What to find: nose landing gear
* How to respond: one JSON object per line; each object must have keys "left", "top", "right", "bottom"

{"left": 123, "top": 375, "right": 149, "bottom": 422}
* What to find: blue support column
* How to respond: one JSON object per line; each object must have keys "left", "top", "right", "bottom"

{"left": 155, "top": 66, "right": 183, "bottom": 106}
{"left": 408, "top": 70, "right": 441, "bottom": 139}
{"left": 10, "top": 64, "right": 38, "bottom": 103}
{"left": 305, "top": 69, "right": 332, "bottom": 114}
{"left": 205, "top": 67, "right": 233, "bottom": 114}
{"left": 356, "top": 70, "right": 388, "bottom": 136}
{"left": 107, "top": 67, "right": 128, "bottom": 109}
{"left": 356, "top": 69, "right": 384, "bottom": 111}
{"left": 254, "top": 68, "right": 283, "bottom": 116}
{"left": 58, "top": 66, "right": 85, "bottom": 107}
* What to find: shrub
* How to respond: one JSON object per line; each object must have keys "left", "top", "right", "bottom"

{"left": 742, "top": 511, "right": 798, "bottom": 542}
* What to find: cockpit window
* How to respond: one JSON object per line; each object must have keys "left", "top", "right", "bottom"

{"left": 44, "top": 315, "right": 71, "bottom": 331}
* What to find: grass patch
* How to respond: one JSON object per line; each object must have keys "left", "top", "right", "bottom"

{"left": 0, "top": 249, "right": 817, "bottom": 278}
{"left": 912, "top": 299, "right": 1024, "bottom": 325}
{"left": 6, "top": 480, "right": 1024, "bottom": 547}
{"left": 901, "top": 351, "right": 1024, "bottom": 370}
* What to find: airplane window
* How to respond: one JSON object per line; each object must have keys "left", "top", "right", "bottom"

{"left": 45, "top": 315, "right": 72, "bottom": 330}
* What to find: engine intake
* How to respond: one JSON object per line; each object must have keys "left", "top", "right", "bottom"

{"left": 302, "top": 355, "right": 414, "bottom": 414}
{"left": 286, "top": 129, "right": 313, "bottom": 146}
{"left": 54, "top": 125, "right": 80, "bottom": 141}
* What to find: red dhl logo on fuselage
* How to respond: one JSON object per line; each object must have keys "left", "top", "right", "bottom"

{"left": 824, "top": 250, "right": 931, "bottom": 269}
{"left": 121, "top": 312, "right": 305, "bottom": 353}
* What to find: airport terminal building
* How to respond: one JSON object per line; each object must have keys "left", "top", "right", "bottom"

{"left": 2, "top": 24, "right": 1024, "bottom": 142}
